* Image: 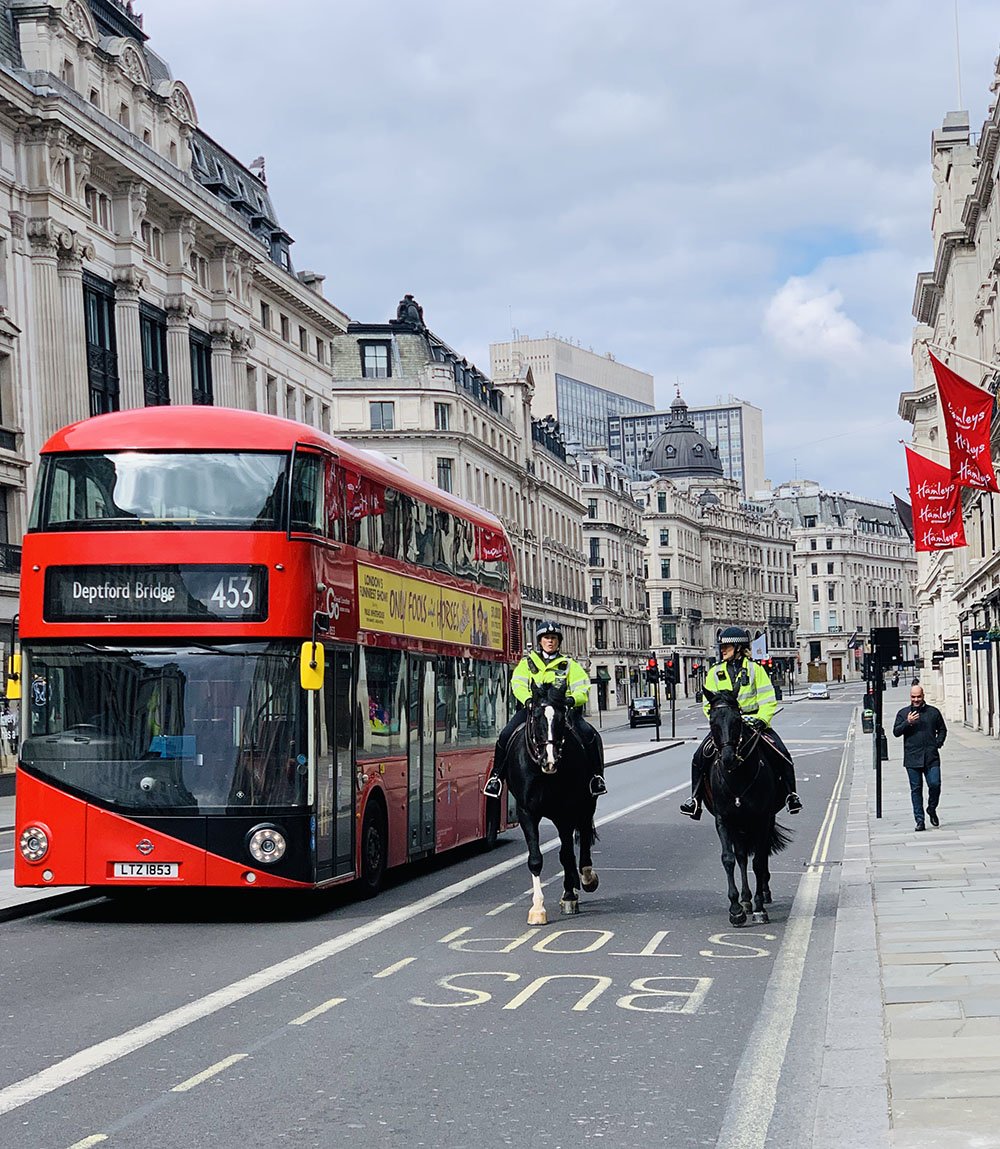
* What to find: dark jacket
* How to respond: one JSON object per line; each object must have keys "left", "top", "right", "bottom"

{"left": 892, "top": 702, "right": 947, "bottom": 769}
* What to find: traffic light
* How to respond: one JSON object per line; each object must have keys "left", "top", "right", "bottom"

{"left": 645, "top": 655, "right": 659, "bottom": 685}
{"left": 664, "top": 653, "right": 679, "bottom": 685}
{"left": 690, "top": 660, "right": 701, "bottom": 677}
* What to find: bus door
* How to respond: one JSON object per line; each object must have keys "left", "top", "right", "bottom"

{"left": 315, "top": 646, "right": 356, "bottom": 882}
{"left": 407, "top": 656, "right": 436, "bottom": 858}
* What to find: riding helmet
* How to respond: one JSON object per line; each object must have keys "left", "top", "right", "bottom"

{"left": 719, "top": 625, "right": 751, "bottom": 649}
{"left": 535, "top": 620, "right": 563, "bottom": 644}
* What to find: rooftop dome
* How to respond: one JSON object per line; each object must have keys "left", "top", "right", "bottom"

{"left": 644, "top": 391, "right": 724, "bottom": 478}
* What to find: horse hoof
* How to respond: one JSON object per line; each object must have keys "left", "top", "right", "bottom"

{"left": 730, "top": 910, "right": 747, "bottom": 926}
{"left": 560, "top": 899, "right": 579, "bottom": 915}
{"left": 752, "top": 911, "right": 769, "bottom": 924}
{"left": 581, "top": 868, "right": 599, "bottom": 893}
{"left": 527, "top": 908, "right": 547, "bottom": 925}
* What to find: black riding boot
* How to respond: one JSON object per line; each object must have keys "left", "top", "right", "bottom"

{"left": 680, "top": 755, "right": 704, "bottom": 819}
{"left": 763, "top": 730, "right": 801, "bottom": 814}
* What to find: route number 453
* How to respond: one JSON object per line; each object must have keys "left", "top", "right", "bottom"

{"left": 210, "top": 576, "right": 255, "bottom": 611}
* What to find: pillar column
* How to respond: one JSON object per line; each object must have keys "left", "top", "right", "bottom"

{"left": 165, "top": 295, "right": 194, "bottom": 405}
{"left": 56, "top": 230, "right": 94, "bottom": 426}
{"left": 112, "top": 266, "right": 145, "bottom": 410}
{"left": 26, "top": 219, "right": 64, "bottom": 436}
{"left": 228, "top": 326, "right": 255, "bottom": 410}
{"left": 209, "top": 320, "right": 235, "bottom": 408}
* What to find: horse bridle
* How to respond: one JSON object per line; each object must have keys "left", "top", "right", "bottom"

{"left": 524, "top": 697, "right": 565, "bottom": 774}
{"left": 711, "top": 707, "right": 764, "bottom": 806}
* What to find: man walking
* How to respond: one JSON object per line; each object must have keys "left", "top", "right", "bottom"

{"left": 892, "top": 684, "right": 947, "bottom": 831}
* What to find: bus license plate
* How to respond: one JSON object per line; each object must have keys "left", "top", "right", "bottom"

{"left": 112, "top": 862, "right": 179, "bottom": 879}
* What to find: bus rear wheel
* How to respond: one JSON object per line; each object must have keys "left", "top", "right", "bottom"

{"left": 359, "top": 803, "right": 387, "bottom": 897}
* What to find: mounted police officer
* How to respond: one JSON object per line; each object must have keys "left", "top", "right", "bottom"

{"left": 483, "top": 620, "right": 607, "bottom": 799}
{"left": 680, "top": 625, "right": 802, "bottom": 820}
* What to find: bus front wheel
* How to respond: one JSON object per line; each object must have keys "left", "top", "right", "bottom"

{"left": 359, "top": 803, "right": 387, "bottom": 897}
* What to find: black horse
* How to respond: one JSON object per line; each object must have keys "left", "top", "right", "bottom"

{"left": 505, "top": 679, "right": 599, "bottom": 924}
{"left": 702, "top": 687, "right": 792, "bottom": 926}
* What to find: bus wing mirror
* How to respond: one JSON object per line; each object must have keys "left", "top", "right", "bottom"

{"left": 6, "top": 652, "right": 20, "bottom": 701}
{"left": 300, "top": 641, "right": 324, "bottom": 692}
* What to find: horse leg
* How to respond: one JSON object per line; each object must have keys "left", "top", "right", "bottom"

{"left": 521, "top": 814, "right": 547, "bottom": 925}
{"left": 737, "top": 844, "right": 753, "bottom": 918}
{"left": 716, "top": 819, "right": 745, "bottom": 926}
{"left": 751, "top": 842, "right": 770, "bottom": 924}
{"left": 579, "top": 810, "right": 599, "bottom": 893}
{"left": 558, "top": 822, "right": 580, "bottom": 915}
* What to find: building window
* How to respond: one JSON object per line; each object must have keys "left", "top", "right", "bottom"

{"left": 370, "top": 401, "right": 394, "bottom": 431}
{"left": 316, "top": 336, "right": 326, "bottom": 364}
{"left": 661, "top": 590, "right": 672, "bottom": 613}
{"left": 660, "top": 623, "right": 676, "bottom": 645}
{"left": 810, "top": 562, "right": 818, "bottom": 575}
{"left": 83, "top": 273, "right": 119, "bottom": 416}
{"left": 85, "top": 185, "right": 112, "bottom": 230}
{"left": 259, "top": 301, "right": 270, "bottom": 329}
{"left": 811, "top": 585, "right": 819, "bottom": 602}
{"left": 361, "top": 341, "right": 391, "bottom": 379}
{"left": 827, "top": 585, "right": 836, "bottom": 601}
{"left": 434, "top": 402, "right": 451, "bottom": 431}
{"left": 659, "top": 529, "right": 669, "bottom": 546}
{"left": 140, "top": 221, "right": 163, "bottom": 262}
{"left": 826, "top": 562, "right": 834, "bottom": 574}
{"left": 118, "top": 102, "right": 130, "bottom": 130}
{"left": 810, "top": 539, "right": 817, "bottom": 550}
{"left": 812, "top": 610, "right": 821, "bottom": 632}
{"left": 592, "top": 578, "right": 603, "bottom": 604}
{"left": 436, "top": 457, "right": 453, "bottom": 492}
{"left": 660, "top": 559, "right": 670, "bottom": 579}
{"left": 828, "top": 610, "right": 838, "bottom": 628}
{"left": 280, "top": 314, "right": 290, "bottom": 342}
{"left": 139, "top": 302, "right": 169, "bottom": 406}
{"left": 826, "top": 538, "right": 833, "bottom": 549}
{"left": 298, "top": 325, "right": 308, "bottom": 353}
{"left": 657, "top": 492, "right": 667, "bottom": 512}
{"left": 587, "top": 498, "right": 598, "bottom": 519}
{"left": 189, "top": 328, "right": 213, "bottom": 406}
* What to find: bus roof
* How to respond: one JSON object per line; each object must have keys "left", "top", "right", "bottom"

{"left": 42, "top": 406, "right": 506, "bottom": 532}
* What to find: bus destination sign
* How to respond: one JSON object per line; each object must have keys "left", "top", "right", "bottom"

{"left": 44, "top": 565, "right": 268, "bottom": 622}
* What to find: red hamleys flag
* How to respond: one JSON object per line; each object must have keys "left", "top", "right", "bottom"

{"left": 929, "top": 351, "right": 999, "bottom": 491}
{"left": 905, "top": 445, "right": 967, "bottom": 552}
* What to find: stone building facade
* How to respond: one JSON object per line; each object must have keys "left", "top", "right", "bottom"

{"left": 328, "top": 309, "right": 590, "bottom": 658}
{"left": 904, "top": 78, "right": 1000, "bottom": 731}
{"left": 577, "top": 449, "right": 650, "bottom": 715}
{"left": 0, "top": 0, "right": 351, "bottom": 657}
{"left": 763, "top": 480, "right": 917, "bottom": 683}
{"left": 634, "top": 394, "right": 796, "bottom": 696}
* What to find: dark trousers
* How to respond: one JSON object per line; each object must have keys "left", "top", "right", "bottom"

{"left": 691, "top": 725, "right": 797, "bottom": 796}
{"left": 905, "top": 764, "right": 941, "bottom": 825}
{"left": 489, "top": 709, "right": 603, "bottom": 780}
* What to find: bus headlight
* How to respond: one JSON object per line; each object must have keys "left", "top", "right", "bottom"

{"left": 19, "top": 824, "right": 50, "bottom": 863}
{"left": 247, "top": 825, "right": 286, "bottom": 865}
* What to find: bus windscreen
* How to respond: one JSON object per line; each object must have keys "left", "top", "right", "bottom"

{"left": 31, "top": 452, "right": 286, "bottom": 531}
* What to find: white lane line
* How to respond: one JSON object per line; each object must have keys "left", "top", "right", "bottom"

{"left": 171, "top": 1053, "right": 247, "bottom": 1093}
{"left": 288, "top": 997, "right": 346, "bottom": 1026}
{"left": 437, "top": 927, "right": 468, "bottom": 942}
{"left": 0, "top": 781, "right": 685, "bottom": 1117}
{"left": 714, "top": 729, "right": 852, "bottom": 1148}
{"left": 486, "top": 899, "right": 519, "bottom": 916}
{"left": 67, "top": 1137, "right": 108, "bottom": 1149}
{"left": 373, "top": 957, "right": 416, "bottom": 979}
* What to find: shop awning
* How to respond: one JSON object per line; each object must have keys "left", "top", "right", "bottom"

{"left": 596, "top": 667, "right": 611, "bottom": 681}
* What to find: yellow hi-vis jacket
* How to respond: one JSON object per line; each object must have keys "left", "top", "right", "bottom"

{"left": 702, "top": 655, "right": 778, "bottom": 726}
{"left": 510, "top": 650, "right": 590, "bottom": 708}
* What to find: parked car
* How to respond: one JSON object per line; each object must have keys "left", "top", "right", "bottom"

{"left": 629, "top": 695, "right": 660, "bottom": 727}
{"left": 807, "top": 682, "right": 830, "bottom": 700}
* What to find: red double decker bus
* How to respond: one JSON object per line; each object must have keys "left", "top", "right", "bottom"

{"left": 13, "top": 406, "right": 520, "bottom": 893}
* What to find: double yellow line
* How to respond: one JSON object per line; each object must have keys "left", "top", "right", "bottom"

{"left": 807, "top": 716, "right": 854, "bottom": 871}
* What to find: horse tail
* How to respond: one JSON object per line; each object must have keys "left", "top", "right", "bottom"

{"left": 768, "top": 820, "right": 793, "bottom": 855}
{"left": 574, "top": 822, "right": 599, "bottom": 845}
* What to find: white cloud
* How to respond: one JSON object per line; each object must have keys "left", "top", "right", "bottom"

{"left": 764, "top": 278, "right": 864, "bottom": 360}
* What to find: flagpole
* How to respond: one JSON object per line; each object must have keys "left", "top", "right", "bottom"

{"left": 926, "top": 342, "right": 1000, "bottom": 377}
{"left": 899, "top": 438, "right": 950, "bottom": 457}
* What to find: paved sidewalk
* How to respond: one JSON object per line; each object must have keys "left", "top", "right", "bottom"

{"left": 841, "top": 695, "right": 1000, "bottom": 1148}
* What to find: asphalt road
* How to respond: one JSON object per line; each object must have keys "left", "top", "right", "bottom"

{"left": 0, "top": 687, "right": 861, "bottom": 1149}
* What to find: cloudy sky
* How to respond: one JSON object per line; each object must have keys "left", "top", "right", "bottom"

{"left": 145, "top": 0, "right": 1000, "bottom": 501}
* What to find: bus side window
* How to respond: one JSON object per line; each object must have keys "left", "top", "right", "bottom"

{"left": 290, "top": 452, "right": 323, "bottom": 534}
{"left": 326, "top": 464, "right": 345, "bottom": 543}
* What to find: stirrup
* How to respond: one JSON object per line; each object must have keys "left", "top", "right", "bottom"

{"left": 483, "top": 776, "right": 503, "bottom": 799}
{"left": 589, "top": 776, "right": 607, "bottom": 797}
{"left": 786, "top": 792, "right": 802, "bottom": 814}
{"left": 680, "top": 797, "right": 702, "bottom": 820}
